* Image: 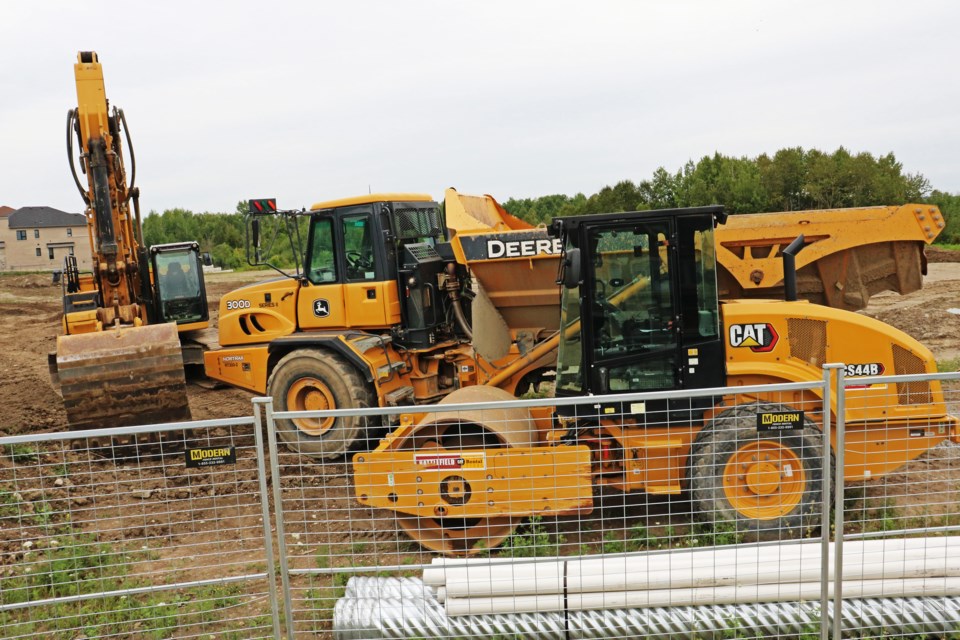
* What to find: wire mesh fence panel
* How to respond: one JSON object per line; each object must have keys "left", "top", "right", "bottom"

{"left": 836, "top": 370, "right": 960, "bottom": 640}
{"left": 0, "top": 418, "right": 279, "bottom": 639}
{"left": 268, "top": 381, "right": 849, "bottom": 639}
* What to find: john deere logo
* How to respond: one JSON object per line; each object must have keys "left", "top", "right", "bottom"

{"left": 729, "top": 323, "right": 779, "bottom": 352}
{"left": 313, "top": 299, "right": 330, "bottom": 318}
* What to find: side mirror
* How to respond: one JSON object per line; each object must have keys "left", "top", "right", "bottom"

{"left": 251, "top": 218, "right": 261, "bottom": 262}
{"left": 561, "top": 248, "right": 581, "bottom": 289}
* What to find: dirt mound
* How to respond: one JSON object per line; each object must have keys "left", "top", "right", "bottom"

{"left": 0, "top": 274, "right": 58, "bottom": 289}
{"left": 925, "top": 246, "right": 960, "bottom": 263}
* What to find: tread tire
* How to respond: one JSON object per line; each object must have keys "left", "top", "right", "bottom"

{"left": 689, "top": 403, "right": 831, "bottom": 536}
{"left": 267, "top": 349, "right": 374, "bottom": 460}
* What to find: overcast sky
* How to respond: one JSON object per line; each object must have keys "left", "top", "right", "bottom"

{"left": 1, "top": 1, "right": 957, "bottom": 215}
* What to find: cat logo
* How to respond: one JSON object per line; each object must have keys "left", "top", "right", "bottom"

{"left": 729, "top": 323, "right": 779, "bottom": 352}
{"left": 313, "top": 299, "right": 330, "bottom": 318}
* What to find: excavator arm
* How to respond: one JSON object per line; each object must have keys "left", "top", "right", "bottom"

{"left": 52, "top": 52, "right": 192, "bottom": 434}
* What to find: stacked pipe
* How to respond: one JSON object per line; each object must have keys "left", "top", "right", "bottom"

{"left": 334, "top": 538, "right": 960, "bottom": 639}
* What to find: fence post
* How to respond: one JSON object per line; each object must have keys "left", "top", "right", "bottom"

{"left": 833, "top": 366, "right": 847, "bottom": 640}
{"left": 820, "top": 364, "right": 841, "bottom": 640}
{"left": 253, "top": 397, "right": 284, "bottom": 640}
{"left": 264, "top": 398, "right": 297, "bottom": 640}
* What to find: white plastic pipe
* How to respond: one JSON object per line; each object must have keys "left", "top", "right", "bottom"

{"left": 430, "top": 537, "right": 960, "bottom": 597}
{"left": 444, "top": 577, "right": 960, "bottom": 617}
{"left": 442, "top": 543, "right": 960, "bottom": 598}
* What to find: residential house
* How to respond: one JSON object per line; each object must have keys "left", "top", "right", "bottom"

{"left": 1, "top": 206, "right": 92, "bottom": 272}
{"left": 0, "top": 205, "right": 14, "bottom": 271}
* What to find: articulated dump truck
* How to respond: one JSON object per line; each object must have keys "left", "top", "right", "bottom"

{"left": 194, "top": 187, "right": 954, "bottom": 553}
{"left": 50, "top": 52, "right": 209, "bottom": 440}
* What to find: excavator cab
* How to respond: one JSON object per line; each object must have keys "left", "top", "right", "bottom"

{"left": 551, "top": 206, "right": 727, "bottom": 421}
{"left": 151, "top": 242, "right": 209, "bottom": 329}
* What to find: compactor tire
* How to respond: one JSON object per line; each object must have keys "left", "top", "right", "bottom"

{"left": 689, "top": 403, "right": 828, "bottom": 537}
{"left": 268, "top": 349, "right": 374, "bottom": 460}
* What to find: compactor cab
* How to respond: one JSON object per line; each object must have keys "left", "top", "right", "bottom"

{"left": 550, "top": 206, "right": 728, "bottom": 420}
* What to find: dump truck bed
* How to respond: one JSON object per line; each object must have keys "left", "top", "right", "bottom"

{"left": 445, "top": 190, "right": 944, "bottom": 328}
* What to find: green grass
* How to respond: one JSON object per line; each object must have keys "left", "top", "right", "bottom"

{"left": 496, "top": 516, "right": 566, "bottom": 558}
{"left": 4, "top": 443, "right": 40, "bottom": 464}
{"left": 0, "top": 530, "right": 271, "bottom": 638}
{"left": 937, "top": 356, "right": 960, "bottom": 372}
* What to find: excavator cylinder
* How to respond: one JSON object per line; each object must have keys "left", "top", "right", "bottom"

{"left": 55, "top": 323, "right": 191, "bottom": 433}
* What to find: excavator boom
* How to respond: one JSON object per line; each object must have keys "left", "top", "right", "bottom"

{"left": 53, "top": 52, "right": 193, "bottom": 435}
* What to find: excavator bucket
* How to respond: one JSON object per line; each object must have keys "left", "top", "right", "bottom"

{"left": 55, "top": 323, "right": 191, "bottom": 435}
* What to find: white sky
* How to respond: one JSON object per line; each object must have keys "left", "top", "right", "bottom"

{"left": 1, "top": 1, "right": 958, "bottom": 215}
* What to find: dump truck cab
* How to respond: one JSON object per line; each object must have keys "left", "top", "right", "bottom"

{"left": 301, "top": 194, "right": 454, "bottom": 347}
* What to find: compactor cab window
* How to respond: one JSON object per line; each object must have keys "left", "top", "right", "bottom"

{"left": 590, "top": 225, "right": 673, "bottom": 358}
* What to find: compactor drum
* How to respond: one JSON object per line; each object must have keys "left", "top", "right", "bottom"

{"left": 389, "top": 386, "right": 536, "bottom": 555}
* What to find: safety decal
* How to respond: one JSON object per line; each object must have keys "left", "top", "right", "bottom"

{"left": 729, "top": 323, "right": 779, "bottom": 352}
{"left": 313, "top": 299, "right": 330, "bottom": 318}
{"left": 413, "top": 452, "right": 487, "bottom": 471}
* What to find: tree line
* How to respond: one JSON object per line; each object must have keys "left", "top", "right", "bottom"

{"left": 142, "top": 147, "right": 960, "bottom": 269}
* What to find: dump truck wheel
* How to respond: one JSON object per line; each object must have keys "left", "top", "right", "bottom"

{"left": 689, "top": 404, "right": 828, "bottom": 536}
{"left": 268, "top": 349, "right": 373, "bottom": 460}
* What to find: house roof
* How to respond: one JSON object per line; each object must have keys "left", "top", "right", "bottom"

{"left": 0, "top": 206, "right": 14, "bottom": 218}
{"left": 8, "top": 206, "right": 86, "bottom": 229}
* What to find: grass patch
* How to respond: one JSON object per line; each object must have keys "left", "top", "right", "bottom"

{"left": 497, "top": 516, "right": 565, "bottom": 558}
{"left": 937, "top": 356, "right": 960, "bottom": 372}
{"left": 4, "top": 443, "right": 40, "bottom": 464}
{"left": 0, "top": 531, "right": 271, "bottom": 638}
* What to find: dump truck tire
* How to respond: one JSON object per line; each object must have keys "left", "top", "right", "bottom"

{"left": 268, "top": 349, "right": 373, "bottom": 460}
{"left": 689, "top": 403, "right": 829, "bottom": 536}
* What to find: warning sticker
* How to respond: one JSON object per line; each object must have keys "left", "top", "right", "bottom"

{"left": 185, "top": 446, "right": 237, "bottom": 468}
{"left": 413, "top": 452, "right": 486, "bottom": 471}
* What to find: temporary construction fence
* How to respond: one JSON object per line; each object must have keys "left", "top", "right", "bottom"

{"left": 271, "top": 367, "right": 960, "bottom": 639}
{"left": 0, "top": 409, "right": 282, "bottom": 639}
{"left": 2, "top": 368, "right": 960, "bottom": 639}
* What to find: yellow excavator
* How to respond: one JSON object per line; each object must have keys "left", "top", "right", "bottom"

{"left": 50, "top": 52, "right": 209, "bottom": 436}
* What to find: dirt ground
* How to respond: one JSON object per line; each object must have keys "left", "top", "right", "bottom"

{"left": 3, "top": 257, "right": 959, "bottom": 437}
{"left": 2, "top": 256, "right": 960, "bottom": 581}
